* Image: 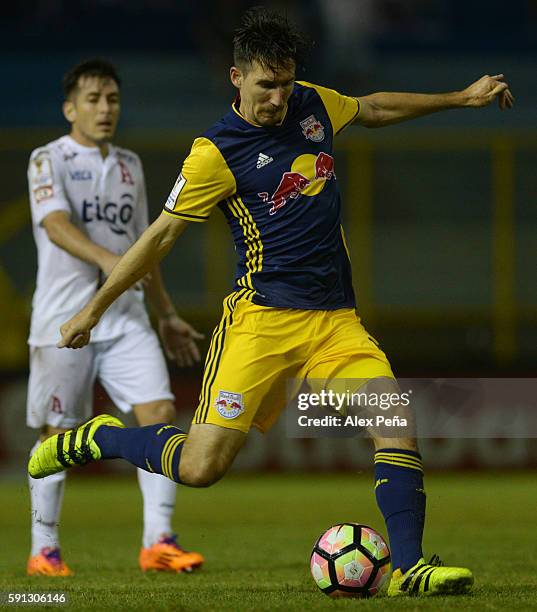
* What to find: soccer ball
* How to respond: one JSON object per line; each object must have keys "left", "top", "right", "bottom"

{"left": 310, "top": 523, "right": 390, "bottom": 598}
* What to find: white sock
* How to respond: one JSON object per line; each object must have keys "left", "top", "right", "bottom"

{"left": 29, "top": 440, "right": 66, "bottom": 556}
{"left": 137, "top": 468, "right": 177, "bottom": 548}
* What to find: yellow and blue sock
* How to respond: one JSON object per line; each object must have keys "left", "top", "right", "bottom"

{"left": 374, "top": 448, "right": 426, "bottom": 573}
{"left": 94, "top": 424, "right": 186, "bottom": 483}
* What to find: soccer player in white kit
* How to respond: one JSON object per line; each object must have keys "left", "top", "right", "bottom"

{"left": 26, "top": 59, "right": 205, "bottom": 576}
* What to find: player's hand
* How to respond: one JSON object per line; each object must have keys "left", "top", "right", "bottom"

{"left": 462, "top": 74, "right": 514, "bottom": 110}
{"left": 57, "top": 308, "right": 99, "bottom": 349}
{"left": 158, "top": 314, "right": 205, "bottom": 367}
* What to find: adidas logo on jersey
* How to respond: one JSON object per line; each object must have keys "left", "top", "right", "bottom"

{"left": 256, "top": 153, "right": 273, "bottom": 169}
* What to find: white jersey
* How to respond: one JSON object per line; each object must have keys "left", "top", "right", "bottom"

{"left": 28, "top": 135, "right": 151, "bottom": 346}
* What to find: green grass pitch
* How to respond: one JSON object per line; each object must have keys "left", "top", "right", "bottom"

{"left": 1, "top": 472, "right": 536, "bottom": 610}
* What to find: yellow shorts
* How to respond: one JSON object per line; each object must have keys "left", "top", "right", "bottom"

{"left": 193, "top": 290, "right": 394, "bottom": 433}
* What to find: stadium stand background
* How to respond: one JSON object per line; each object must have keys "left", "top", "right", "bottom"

{"left": 1, "top": 0, "right": 536, "bottom": 472}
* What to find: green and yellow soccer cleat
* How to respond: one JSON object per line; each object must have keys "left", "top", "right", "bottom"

{"left": 388, "top": 555, "right": 473, "bottom": 597}
{"left": 28, "top": 414, "right": 125, "bottom": 479}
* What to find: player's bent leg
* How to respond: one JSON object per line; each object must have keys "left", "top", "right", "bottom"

{"left": 29, "top": 414, "right": 246, "bottom": 488}
{"left": 133, "top": 400, "right": 205, "bottom": 572}
{"left": 179, "top": 423, "right": 246, "bottom": 487}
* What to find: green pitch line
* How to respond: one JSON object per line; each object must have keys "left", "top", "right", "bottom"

{"left": 1, "top": 473, "right": 536, "bottom": 611}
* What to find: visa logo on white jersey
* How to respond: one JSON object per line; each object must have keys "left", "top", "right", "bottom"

{"left": 69, "top": 170, "right": 92, "bottom": 181}
{"left": 82, "top": 193, "right": 134, "bottom": 235}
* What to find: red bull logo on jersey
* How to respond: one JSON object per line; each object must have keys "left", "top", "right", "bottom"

{"left": 258, "top": 152, "right": 335, "bottom": 215}
{"left": 300, "top": 114, "right": 325, "bottom": 142}
{"left": 215, "top": 391, "right": 244, "bottom": 419}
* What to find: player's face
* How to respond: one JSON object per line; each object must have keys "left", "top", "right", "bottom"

{"left": 63, "top": 76, "right": 120, "bottom": 146}
{"left": 232, "top": 61, "right": 295, "bottom": 127}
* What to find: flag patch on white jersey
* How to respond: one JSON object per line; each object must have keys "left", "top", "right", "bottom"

{"left": 256, "top": 152, "right": 273, "bottom": 169}
{"left": 30, "top": 151, "right": 54, "bottom": 203}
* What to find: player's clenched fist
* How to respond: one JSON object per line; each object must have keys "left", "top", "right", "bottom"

{"left": 462, "top": 74, "right": 514, "bottom": 110}
{"left": 57, "top": 309, "right": 98, "bottom": 349}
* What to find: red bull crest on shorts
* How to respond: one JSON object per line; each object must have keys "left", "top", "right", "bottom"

{"left": 215, "top": 391, "right": 245, "bottom": 419}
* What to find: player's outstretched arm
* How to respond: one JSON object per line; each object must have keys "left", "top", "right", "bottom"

{"left": 355, "top": 74, "right": 514, "bottom": 128}
{"left": 58, "top": 213, "right": 188, "bottom": 349}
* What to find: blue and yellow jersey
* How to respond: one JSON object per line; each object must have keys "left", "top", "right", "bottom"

{"left": 163, "top": 81, "right": 360, "bottom": 310}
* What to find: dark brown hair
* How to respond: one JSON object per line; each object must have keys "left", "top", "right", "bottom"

{"left": 62, "top": 58, "right": 121, "bottom": 99}
{"left": 233, "top": 7, "right": 308, "bottom": 73}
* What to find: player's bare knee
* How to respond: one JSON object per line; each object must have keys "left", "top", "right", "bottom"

{"left": 150, "top": 401, "right": 176, "bottom": 424}
{"left": 178, "top": 423, "right": 245, "bottom": 486}
{"left": 179, "top": 458, "right": 227, "bottom": 488}
{"left": 134, "top": 400, "right": 176, "bottom": 426}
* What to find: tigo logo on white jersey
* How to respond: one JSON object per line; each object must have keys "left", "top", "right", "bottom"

{"left": 256, "top": 152, "right": 273, "bottom": 169}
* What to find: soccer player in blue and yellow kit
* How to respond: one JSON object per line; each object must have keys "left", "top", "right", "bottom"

{"left": 29, "top": 8, "right": 513, "bottom": 596}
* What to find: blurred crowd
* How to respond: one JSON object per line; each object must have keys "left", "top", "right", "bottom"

{"left": 4, "top": 1, "right": 536, "bottom": 57}
{"left": 4, "top": 1, "right": 535, "bottom": 96}
{"left": 2, "top": 1, "right": 535, "bottom": 122}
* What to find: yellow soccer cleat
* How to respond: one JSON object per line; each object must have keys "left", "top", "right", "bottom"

{"left": 27, "top": 547, "right": 73, "bottom": 577}
{"left": 28, "top": 414, "right": 125, "bottom": 479}
{"left": 139, "top": 534, "right": 205, "bottom": 573}
{"left": 388, "top": 555, "right": 473, "bottom": 597}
